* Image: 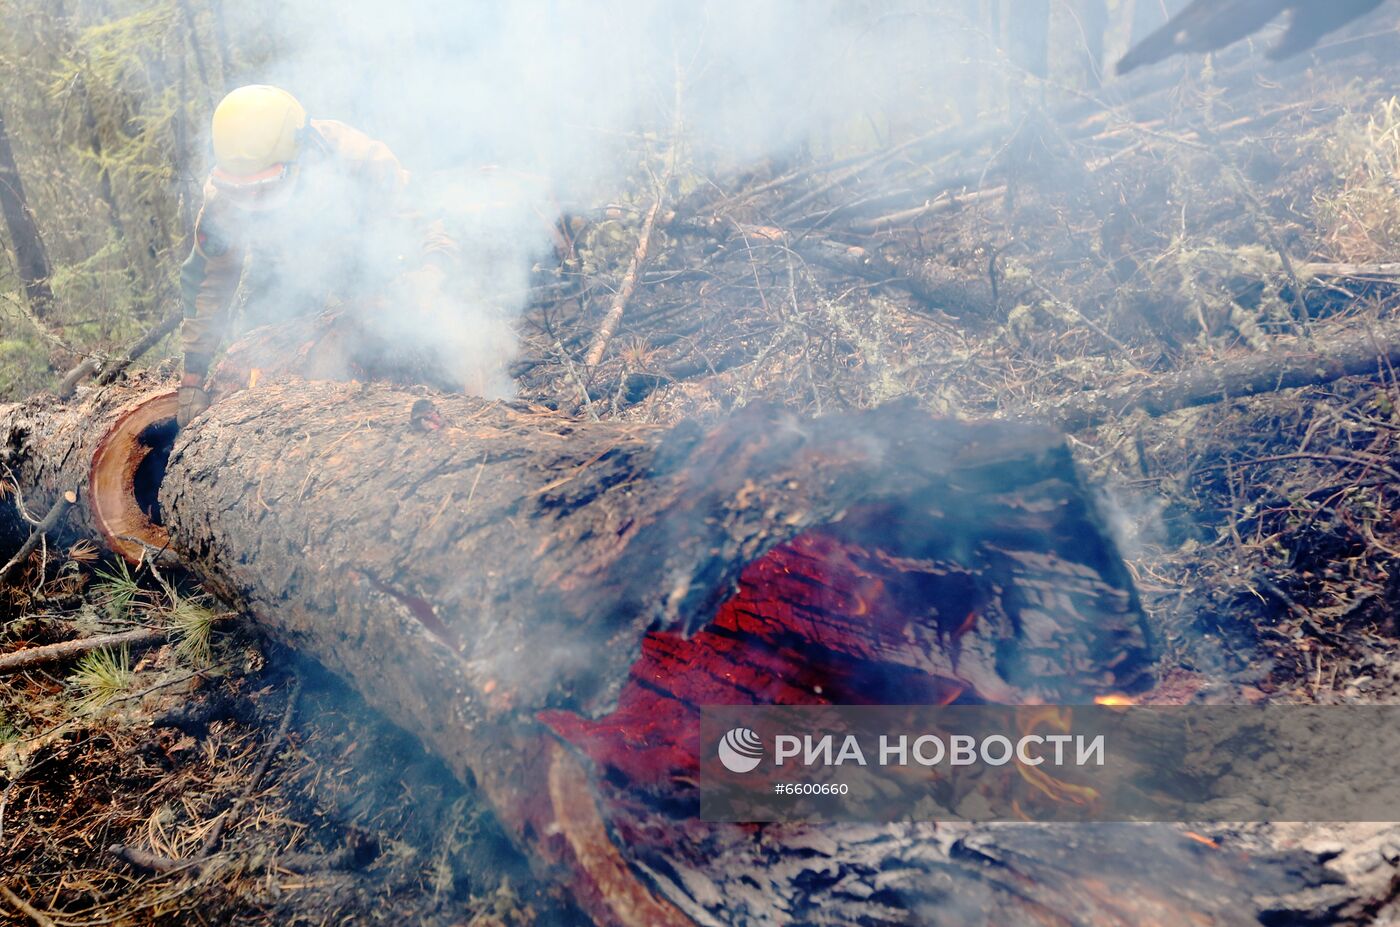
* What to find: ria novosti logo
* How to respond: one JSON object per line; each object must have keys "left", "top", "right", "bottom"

{"left": 717, "top": 727, "right": 764, "bottom": 773}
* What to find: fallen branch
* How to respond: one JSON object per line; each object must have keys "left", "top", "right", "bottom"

{"left": 1300, "top": 262, "right": 1400, "bottom": 281}
{"left": 96, "top": 309, "right": 182, "bottom": 386}
{"left": 196, "top": 676, "right": 302, "bottom": 864}
{"left": 111, "top": 841, "right": 363, "bottom": 877}
{"left": 848, "top": 185, "right": 1005, "bottom": 233}
{"left": 1034, "top": 321, "right": 1400, "bottom": 431}
{"left": 585, "top": 61, "right": 682, "bottom": 369}
{"left": 106, "top": 844, "right": 196, "bottom": 875}
{"left": 55, "top": 309, "right": 181, "bottom": 398}
{"left": 1254, "top": 574, "right": 1345, "bottom": 645}
{"left": 740, "top": 224, "right": 996, "bottom": 318}
{"left": 584, "top": 183, "right": 665, "bottom": 368}
{"left": 54, "top": 358, "right": 99, "bottom": 399}
{"left": 0, "top": 489, "right": 75, "bottom": 585}
{"left": 0, "top": 625, "right": 166, "bottom": 677}
{"left": 0, "top": 884, "right": 56, "bottom": 927}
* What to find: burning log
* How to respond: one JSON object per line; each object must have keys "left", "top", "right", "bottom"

{"left": 0, "top": 363, "right": 1167, "bottom": 924}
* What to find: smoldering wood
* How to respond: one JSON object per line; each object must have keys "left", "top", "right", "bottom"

{"left": 0, "top": 365, "right": 1393, "bottom": 923}
{"left": 0, "top": 365, "right": 1165, "bottom": 923}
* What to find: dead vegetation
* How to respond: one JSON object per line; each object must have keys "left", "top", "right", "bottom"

{"left": 511, "top": 39, "right": 1400, "bottom": 721}
{"left": 6, "top": 26, "right": 1400, "bottom": 927}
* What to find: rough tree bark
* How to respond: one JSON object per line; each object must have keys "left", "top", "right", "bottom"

{"left": 1033, "top": 319, "right": 1400, "bottom": 431}
{"left": 0, "top": 354, "right": 1385, "bottom": 924}
{"left": 0, "top": 104, "right": 56, "bottom": 321}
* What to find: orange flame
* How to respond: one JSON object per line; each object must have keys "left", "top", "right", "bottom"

{"left": 1094, "top": 694, "right": 1136, "bottom": 706}
{"left": 248, "top": 368, "right": 263, "bottom": 389}
{"left": 1015, "top": 706, "right": 1100, "bottom": 807}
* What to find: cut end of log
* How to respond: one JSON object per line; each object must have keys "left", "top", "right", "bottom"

{"left": 88, "top": 390, "right": 176, "bottom": 563}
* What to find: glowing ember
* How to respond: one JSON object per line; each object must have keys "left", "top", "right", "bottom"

{"left": 248, "top": 368, "right": 263, "bottom": 389}
{"left": 1094, "top": 694, "right": 1136, "bottom": 706}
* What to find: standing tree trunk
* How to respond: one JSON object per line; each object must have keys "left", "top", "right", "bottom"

{"left": 0, "top": 104, "right": 56, "bottom": 321}
{"left": 176, "top": 0, "right": 215, "bottom": 109}
{"left": 209, "top": 0, "right": 234, "bottom": 87}
{"left": 1007, "top": 0, "right": 1051, "bottom": 76}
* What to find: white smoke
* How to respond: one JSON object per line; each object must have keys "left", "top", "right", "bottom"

{"left": 204, "top": 1, "right": 1003, "bottom": 394}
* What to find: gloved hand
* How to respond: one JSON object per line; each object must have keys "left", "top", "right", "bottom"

{"left": 177, "top": 384, "right": 210, "bottom": 428}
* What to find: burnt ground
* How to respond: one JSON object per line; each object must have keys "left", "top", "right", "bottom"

{"left": 9, "top": 25, "right": 1400, "bottom": 927}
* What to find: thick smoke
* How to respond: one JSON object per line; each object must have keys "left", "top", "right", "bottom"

{"left": 204, "top": 0, "right": 991, "bottom": 395}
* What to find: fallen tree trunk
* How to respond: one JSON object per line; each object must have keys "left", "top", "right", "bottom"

{"left": 1034, "top": 320, "right": 1400, "bottom": 431}
{"left": 0, "top": 364, "right": 1378, "bottom": 925}
{"left": 736, "top": 224, "right": 997, "bottom": 318}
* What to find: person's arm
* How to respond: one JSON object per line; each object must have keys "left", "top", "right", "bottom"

{"left": 177, "top": 187, "right": 245, "bottom": 426}
{"left": 318, "top": 120, "right": 459, "bottom": 269}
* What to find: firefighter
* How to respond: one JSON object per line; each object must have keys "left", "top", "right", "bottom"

{"left": 176, "top": 84, "right": 456, "bottom": 427}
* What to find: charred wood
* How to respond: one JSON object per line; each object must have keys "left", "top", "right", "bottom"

{"left": 0, "top": 369, "right": 1155, "bottom": 924}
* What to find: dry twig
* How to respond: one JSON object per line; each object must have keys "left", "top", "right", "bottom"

{"left": 195, "top": 675, "right": 302, "bottom": 864}
{"left": 0, "top": 884, "right": 56, "bottom": 927}
{"left": 584, "top": 186, "right": 666, "bottom": 369}
{"left": 0, "top": 490, "right": 75, "bottom": 586}
{"left": 583, "top": 59, "right": 682, "bottom": 369}
{"left": 0, "top": 626, "right": 166, "bottom": 677}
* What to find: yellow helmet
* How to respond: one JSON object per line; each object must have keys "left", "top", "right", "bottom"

{"left": 211, "top": 85, "right": 306, "bottom": 177}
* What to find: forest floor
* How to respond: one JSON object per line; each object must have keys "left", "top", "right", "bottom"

{"left": 7, "top": 30, "right": 1400, "bottom": 927}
